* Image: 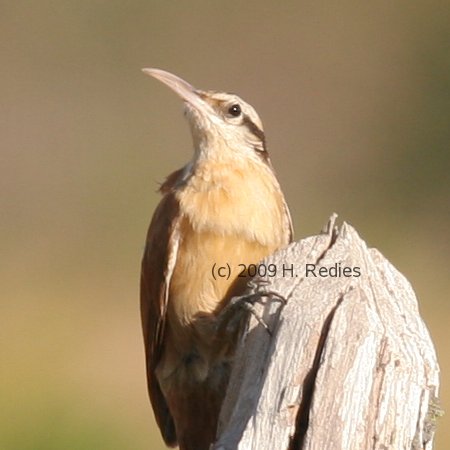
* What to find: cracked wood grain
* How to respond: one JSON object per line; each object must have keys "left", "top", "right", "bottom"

{"left": 213, "top": 216, "right": 440, "bottom": 450}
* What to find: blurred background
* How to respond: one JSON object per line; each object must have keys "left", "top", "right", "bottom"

{"left": 1, "top": 1, "right": 448, "bottom": 449}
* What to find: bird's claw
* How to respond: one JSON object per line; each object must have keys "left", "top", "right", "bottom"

{"left": 219, "top": 287, "right": 287, "bottom": 337}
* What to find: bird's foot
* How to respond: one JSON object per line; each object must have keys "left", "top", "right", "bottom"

{"left": 218, "top": 280, "right": 287, "bottom": 337}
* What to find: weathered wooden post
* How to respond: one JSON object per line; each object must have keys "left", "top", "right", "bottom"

{"left": 214, "top": 215, "right": 441, "bottom": 450}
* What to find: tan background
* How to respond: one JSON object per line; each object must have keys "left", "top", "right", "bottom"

{"left": 1, "top": 2, "right": 448, "bottom": 449}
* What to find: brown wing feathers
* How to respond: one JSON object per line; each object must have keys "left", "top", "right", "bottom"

{"left": 140, "top": 190, "right": 181, "bottom": 446}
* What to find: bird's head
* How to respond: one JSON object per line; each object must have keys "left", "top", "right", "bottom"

{"left": 143, "top": 68, "right": 267, "bottom": 163}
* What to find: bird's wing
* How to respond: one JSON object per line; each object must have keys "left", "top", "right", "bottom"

{"left": 140, "top": 191, "right": 181, "bottom": 447}
{"left": 283, "top": 197, "right": 294, "bottom": 243}
{"left": 265, "top": 157, "right": 294, "bottom": 243}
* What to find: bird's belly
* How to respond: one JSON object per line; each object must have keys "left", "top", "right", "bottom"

{"left": 157, "top": 216, "right": 275, "bottom": 384}
{"left": 169, "top": 217, "right": 273, "bottom": 329}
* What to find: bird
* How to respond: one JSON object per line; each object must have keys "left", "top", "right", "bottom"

{"left": 140, "top": 68, "right": 293, "bottom": 450}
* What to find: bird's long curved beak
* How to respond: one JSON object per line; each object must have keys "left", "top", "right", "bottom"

{"left": 142, "top": 68, "right": 210, "bottom": 113}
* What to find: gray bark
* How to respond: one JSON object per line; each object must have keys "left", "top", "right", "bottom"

{"left": 214, "top": 215, "right": 441, "bottom": 450}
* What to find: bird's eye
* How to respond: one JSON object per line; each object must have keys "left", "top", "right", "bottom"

{"left": 227, "top": 104, "right": 241, "bottom": 117}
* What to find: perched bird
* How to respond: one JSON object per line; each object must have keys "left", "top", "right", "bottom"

{"left": 140, "top": 68, "right": 293, "bottom": 450}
